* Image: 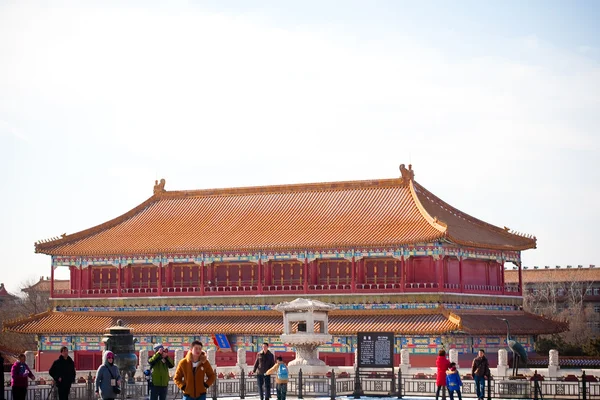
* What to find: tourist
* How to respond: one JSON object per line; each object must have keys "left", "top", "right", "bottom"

{"left": 446, "top": 362, "right": 463, "bottom": 400}
{"left": 148, "top": 344, "right": 174, "bottom": 400}
{"left": 49, "top": 346, "right": 77, "bottom": 400}
{"left": 253, "top": 343, "right": 275, "bottom": 400}
{"left": 471, "top": 349, "right": 490, "bottom": 400}
{"left": 95, "top": 351, "right": 121, "bottom": 400}
{"left": 435, "top": 350, "right": 450, "bottom": 400}
{"left": 11, "top": 353, "right": 35, "bottom": 400}
{"left": 0, "top": 351, "right": 5, "bottom": 400}
{"left": 174, "top": 341, "right": 215, "bottom": 400}
{"left": 266, "top": 356, "right": 289, "bottom": 400}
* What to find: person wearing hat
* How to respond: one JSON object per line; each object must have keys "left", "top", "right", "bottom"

{"left": 95, "top": 351, "right": 121, "bottom": 400}
{"left": 11, "top": 354, "right": 34, "bottom": 400}
{"left": 148, "top": 344, "right": 174, "bottom": 400}
{"left": 174, "top": 341, "right": 215, "bottom": 400}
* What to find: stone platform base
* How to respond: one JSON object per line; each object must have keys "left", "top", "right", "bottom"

{"left": 287, "top": 364, "right": 329, "bottom": 376}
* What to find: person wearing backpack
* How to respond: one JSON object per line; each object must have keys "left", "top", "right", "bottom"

{"left": 148, "top": 344, "right": 174, "bottom": 400}
{"left": 266, "top": 357, "right": 288, "bottom": 400}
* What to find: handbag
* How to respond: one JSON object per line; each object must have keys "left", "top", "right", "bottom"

{"left": 106, "top": 365, "right": 121, "bottom": 395}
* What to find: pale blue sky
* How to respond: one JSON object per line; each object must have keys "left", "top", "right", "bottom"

{"left": 0, "top": 1, "right": 598, "bottom": 293}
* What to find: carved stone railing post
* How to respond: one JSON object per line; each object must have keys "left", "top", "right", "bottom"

{"left": 449, "top": 349, "right": 459, "bottom": 368}
{"left": 548, "top": 349, "right": 560, "bottom": 378}
{"left": 400, "top": 349, "right": 411, "bottom": 375}
{"left": 138, "top": 349, "right": 149, "bottom": 378}
{"left": 236, "top": 347, "right": 247, "bottom": 369}
{"left": 25, "top": 351, "right": 35, "bottom": 371}
{"left": 174, "top": 349, "right": 185, "bottom": 368}
{"left": 497, "top": 349, "right": 509, "bottom": 378}
{"left": 206, "top": 348, "right": 216, "bottom": 367}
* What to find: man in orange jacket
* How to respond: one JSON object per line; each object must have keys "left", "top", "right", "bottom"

{"left": 174, "top": 341, "right": 215, "bottom": 400}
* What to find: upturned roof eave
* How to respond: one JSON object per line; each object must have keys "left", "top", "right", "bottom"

{"left": 35, "top": 194, "right": 160, "bottom": 255}
{"left": 412, "top": 181, "right": 537, "bottom": 251}
{"left": 444, "top": 235, "right": 537, "bottom": 252}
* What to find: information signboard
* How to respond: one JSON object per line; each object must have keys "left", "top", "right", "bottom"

{"left": 357, "top": 332, "right": 394, "bottom": 368}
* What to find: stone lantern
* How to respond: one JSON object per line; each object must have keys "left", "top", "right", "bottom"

{"left": 275, "top": 298, "right": 335, "bottom": 375}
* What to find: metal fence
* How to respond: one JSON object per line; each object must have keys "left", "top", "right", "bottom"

{"left": 4, "top": 370, "right": 600, "bottom": 399}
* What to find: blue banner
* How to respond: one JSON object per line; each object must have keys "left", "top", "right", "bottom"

{"left": 213, "top": 334, "right": 232, "bottom": 351}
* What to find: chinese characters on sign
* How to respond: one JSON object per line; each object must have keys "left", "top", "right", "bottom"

{"left": 357, "top": 332, "right": 393, "bottom": 368}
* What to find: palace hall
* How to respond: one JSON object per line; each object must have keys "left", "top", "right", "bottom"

{"left": 4, "top": 165, "right": 564, "bottom": 370}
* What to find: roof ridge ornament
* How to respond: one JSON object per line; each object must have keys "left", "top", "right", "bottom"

{"left": 399, "top": 163, "right": 414, "bottom": 185}
{"left": 153, "top": 178, "right": 166, "bottom": 195}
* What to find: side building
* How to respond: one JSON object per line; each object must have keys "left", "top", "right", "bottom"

{"left": 3, "top": 166, "right": 565, "bottom": 370}
{"left": 505, "top": 266, "right": 600, "bottom": 334}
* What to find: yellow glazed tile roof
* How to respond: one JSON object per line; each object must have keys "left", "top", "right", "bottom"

{"left": 4, "top": 309, "right": 457, "bottom": 335}
{"left": 4, "top": 308, "right": 564, "bottom": 336}
{"left": 35, "top": 176, "right": 535, "bottom": 256}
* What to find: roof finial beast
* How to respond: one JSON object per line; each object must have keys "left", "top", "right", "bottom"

{"left": 153, "top": 178, "right": 166, "bottom": 195}
{"left": 399, "top": 163, "right": 415, "bottom": 185}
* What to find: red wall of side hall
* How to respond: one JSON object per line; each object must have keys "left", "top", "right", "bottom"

{"left": 36, "top": 351, "right": 59, "bottom": 372}
{"left": 461, "top": 259, "right": 487, "bottom": 285}
{"left": 34, "top": 350, "right": 498, "bottom": 371}
{"left": 446, "top": 258, "right": 460, "bottom": 285}
{"left": 410, "top": 256, "right": 435, "bottom": 283}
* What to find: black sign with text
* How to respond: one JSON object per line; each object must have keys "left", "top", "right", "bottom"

{"left": 357, "top": 332, "right": 394, "bottom": 368}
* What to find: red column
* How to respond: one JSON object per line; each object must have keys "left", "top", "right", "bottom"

{"left": 206, "top": 262, "right": 213, "bottom": 285}
{"left": 164, "top": 263, "right": 170, "bottom": 287}
{"left": 200, "top": 260, "right": 205, "bottom": 296}
{"left": 50, "top": 265, "right": 55, "bottom": 298}
{"left": 258, "top": 258, "right": 263, "bottom": 294}
{"left": 485, "top": 261, "right": 491, "bottom": 290}
{"left": 158, "top": 261, "right": 162, "bottom": 296}
{"left": 358, "top": 259, "right": 365, "bottom": 284}
{"left": 311, "top": 260, "right": 318, "bottom": 285}
{"left": 501, "top": 261, "right": 505, "bottom": 295}
{"left": 126, "top": 265, "right": 132, "bottom": 288}
{"left": 265, "top": 261, "right": 272, "bottom": 286}
{"left": 518, "top": 262, "right": 523, "bottom": 295}
{"left": 78, "top": 262, "right": 83, "bottom": 297}
{"left": 437, "top": 257, "right": 444, "bottom": 291}
{"left": 351, "top": 256, "right": 356, "bottom": 293}
{"left": 400, "top": 258, "right": 405, "bottom": 291}
{"left": 459, "top": 258, "right": 463, "bottom": 293}
{"left": 117, "top": 263, "right": 122, "bottom": 297}
{"left": 304, "top": 258, "right": 309, "bottom": 293}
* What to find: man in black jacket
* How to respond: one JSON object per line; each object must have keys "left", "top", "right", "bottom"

{"left": 49, "top": 347, "right": 76, "bottom": 400}
{"left": 253, "top": 343, "right": 275, "bottom": 400}
{"left": 471, "top": 349, "right": 490, "bottom": 400}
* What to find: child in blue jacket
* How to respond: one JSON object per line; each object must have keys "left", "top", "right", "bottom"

{"left": 446, "top": 362, "right": 462, "bottom": 400}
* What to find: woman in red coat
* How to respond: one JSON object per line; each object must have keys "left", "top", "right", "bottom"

{"left": 435, "top": 350, "right": 451, "bottom": 400}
